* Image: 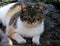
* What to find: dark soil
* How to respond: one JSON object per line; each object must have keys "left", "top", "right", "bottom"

{"left": 0, "top": 4, "right": 60, "bottom": 46}
{"left": 40, "top": 4, "right": 60, "bottom": 46}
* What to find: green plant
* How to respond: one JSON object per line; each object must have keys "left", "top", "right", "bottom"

{"left": 0, "top": 0, "right": 10, "bottom": 4}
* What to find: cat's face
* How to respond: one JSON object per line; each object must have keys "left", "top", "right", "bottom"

{"left": 20, "top": 2, "right": 44, "bottom": 27}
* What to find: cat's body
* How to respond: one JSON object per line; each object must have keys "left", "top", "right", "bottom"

{"left": 0, "top": 2, "right": 44, "bottom": 45}
{"left": 15, "top": 17, "right": 44, "bottom": 37}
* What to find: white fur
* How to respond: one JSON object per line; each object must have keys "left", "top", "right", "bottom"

{"left": 11, "top": 33, "right": 26, "bottom": 43}
{"left": 32, "top": 35, "right": 40, "bottom": 45}
{"left": 0, "top": 3, "right": 16, "bottom": 26}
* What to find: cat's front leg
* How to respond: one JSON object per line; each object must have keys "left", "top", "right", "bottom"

{"left": 6, "top": 26, "right": 26, "bottom": 44}
{"left": 32, "top": 35, "right": 40, "bottom": 45}
{"left": 11, "top": 33, "right": 26, "bottom": 44}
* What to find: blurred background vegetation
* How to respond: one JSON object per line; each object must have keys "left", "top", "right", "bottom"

{"left": 0, "top": 0, "right": 60, "bottom": 8}
{"left": 0, "top": 0, "right": 10, "bottom": 4}
{"left": 0, "top": 0, "right": 59, "bottom": 4}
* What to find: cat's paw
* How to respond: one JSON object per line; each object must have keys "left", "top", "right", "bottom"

{"left": 32, "top": 38, "right": 40, "bottom": 45}
{"left": 32, "top": 36, "right": 40, "bottom": 45}
{"left": 11, "top": 33, "right": 26, "bottom": 44}
{"left": 17, "top": 38, "right": 26, "bottom": 44}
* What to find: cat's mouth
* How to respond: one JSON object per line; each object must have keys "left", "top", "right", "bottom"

{"left": 26, "top": 23, "right": 36, "bottom": 27}
{"left": 22, "top": 21, "right": 40, "bottom": 27}
{"left": 26, "top": 22, "right": 35, "bottom": 25}
{"left": 27, "top": 22, "right": 34, "bottom": 25}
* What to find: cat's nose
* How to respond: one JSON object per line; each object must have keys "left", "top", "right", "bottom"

{"left": 28, "top": 22, "right": 32, "bottom": 24}
{"left": 28, "top": 22, "right": 33, "bottom": 24}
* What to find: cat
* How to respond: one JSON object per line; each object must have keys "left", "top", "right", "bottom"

{"left": 0, "top": 2, "right": 45, "bottom": 45}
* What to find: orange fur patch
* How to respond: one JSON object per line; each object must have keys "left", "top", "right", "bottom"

{"left": 5, "top": 2, "right": 26, "bottom": 19}
{"left": 7, "top": 26, "right": 15, "bottom": 37}
{"left": 5, "top": 5, "right": 22, "bottom": 19}
{"left": 6, "top": 20, "right": 16, "bottom": 37}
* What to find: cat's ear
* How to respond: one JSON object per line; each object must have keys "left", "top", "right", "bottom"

{"left": 38, "top": 3, "right": 45, "bottom": 10}
{"left": 20, "top": 2, "right": 26, "bottom": 9}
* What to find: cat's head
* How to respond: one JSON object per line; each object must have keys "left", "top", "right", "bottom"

{"left": 20, "top": 2, "right": 44, "bottom": 27}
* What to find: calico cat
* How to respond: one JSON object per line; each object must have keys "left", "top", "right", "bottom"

{"left": 0, "top": 2, "right": 44, "bottom": 45}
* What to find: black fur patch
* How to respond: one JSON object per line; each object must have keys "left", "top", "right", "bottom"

{"left": 9, "top": 11, "right": 21, "bottom": 29}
